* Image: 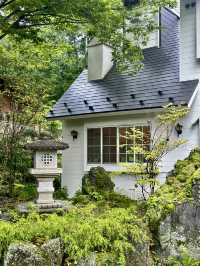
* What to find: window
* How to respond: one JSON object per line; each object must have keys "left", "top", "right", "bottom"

{"left": 87, "top": 128, "right": 101, "bottom": 163}
{"left": 103, "top": 127, "right": 117, "bottom": 163}
{"left": 87, "top": 125, "right": 151, "bottom": 164}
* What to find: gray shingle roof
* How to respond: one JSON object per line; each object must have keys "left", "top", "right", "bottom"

{"left": 47, "top": 8, "right": 199, "bottom": 120}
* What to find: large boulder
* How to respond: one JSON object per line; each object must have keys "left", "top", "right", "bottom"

{"left": 41, "top": 238, "right": 64, "bottom": 266}
{"left": 78, "top": 253, "right": 96, "bottom": 266}
{"left": 159, "top": 202, "right": 200, "bottom": 262}
{"left": 4, "top": 242, "right": 47, "bottom": 266}
{"left": 126, "top": 242, "right": 152, "bottom": 266}
{"left": 4, "top": 238, "right": 64, "bottom": 266}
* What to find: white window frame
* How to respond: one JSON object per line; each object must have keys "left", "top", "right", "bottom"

{"left": 85, "top": 123, "right": 151, "bottom": 171}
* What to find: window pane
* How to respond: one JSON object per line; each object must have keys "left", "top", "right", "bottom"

{"left": 119, "top": 128, "right": 126, "bottom": 145}
{"left": 135, "top": 126, "right": 143, "bottom": 144}
{"left": 103, "top": 127, "right": 117, "bottom": 163}
{"left": 127, "top": 127, "right": 134, "bottom": 144}
{"left": 143, "top": 126, "right": 151, "bottom": 145}
{"left": 127, "top": 154, "right": 134, "bottom": 163}
{"left": 119, "top": 153, "right": 126, "bottom": 162}
{"left": 119, "top": 145, "right": 126, "bottom": 153}
{"left": 87, "top": 128, "right": 101, "bottom": 163}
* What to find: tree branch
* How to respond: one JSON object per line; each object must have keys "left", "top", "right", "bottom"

{"left": 0, "top": 0, "right": 16, "bottom": 9}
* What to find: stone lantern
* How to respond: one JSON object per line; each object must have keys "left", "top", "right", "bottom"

{"left": 25, "top": 138, "right": 69, "bottom": 206}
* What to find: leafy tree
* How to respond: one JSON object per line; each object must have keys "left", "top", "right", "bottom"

{"left": 0, "top": 0, "right": 176, "bottom": 73}
{"left": 0, "top": 31, "right": 85, "bottom": 195}
{"left": 118, "top": 104, "right": 189, "bottom": 200}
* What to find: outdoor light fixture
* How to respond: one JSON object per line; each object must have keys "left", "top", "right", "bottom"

{"left": 71, "top": 130, "right": 78, "bottom": 140}
{"left": 175, "top": 123, "right": 183, "bottom": 137}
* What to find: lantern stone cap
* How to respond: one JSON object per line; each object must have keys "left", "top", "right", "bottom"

{"left": 25, "top": 138, "right": 69, "bottom": 151}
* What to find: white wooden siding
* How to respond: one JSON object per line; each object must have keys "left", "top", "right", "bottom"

{"left": 196, "top": 0, "right": 200, "bottom": 59}
{"left": 62, "top": 120, "right": 85, "bottom": 197}
{"left": 180, "top": 0, "right": 200, "bottom": 81}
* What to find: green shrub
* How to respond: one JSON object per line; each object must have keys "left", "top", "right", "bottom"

{"left": 103, "top": 191, "right": 137, "bottom": 208}
{"left": 14, "top": 183, "right": 37, "bottom": 201}
{"left": 167, "top": 247, "right": 200, "bottom": 266}
{"left": 82, "top": 167, "right": 115, "bottom": 194}
{"left": 53, "top": 187, "right": 68, "bottom": 200}
{"left": 72, "top": 192, "right": 91, "bottom": 205}
{"left": 0, "top": 205, "right": 148, "bottom": 265}
{"left": 73, "top": 189, "right": 136, "bottom": 209}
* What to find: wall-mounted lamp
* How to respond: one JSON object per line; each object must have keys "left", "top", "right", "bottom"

{"left": 71, "top": 130, "right": 78, "bottom": 140}
{"left": 175, "top": 123, "right": 183, "bottom": 137}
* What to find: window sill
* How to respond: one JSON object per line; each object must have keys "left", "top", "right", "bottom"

{"left": 85, "top": 163, "right": 127, "bottom": 172}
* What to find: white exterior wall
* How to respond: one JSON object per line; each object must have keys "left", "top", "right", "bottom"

{"left": 180, "top": 0, "right": 200, "bottom": 81}
{"left": 62, "top": 107, "right": 200, "bottom": 199}
{"left": 160, "top": 92, "right": 200, "bottom": 174}
{"left": 196, "top": 0, "right": 200, "bottom": 58}
{"left": 62, "top": 119, "right": 85, "bottom": 197}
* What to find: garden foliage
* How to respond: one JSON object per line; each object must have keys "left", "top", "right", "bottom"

{"left": 0, "top": 149, "right": 200, "bottom": 265}
{"left": 82, "top": 166, "right": 115, "bottom": 194}
{"left": 146, "top": 147, "right": 200, "bottom": 226}
{"left": 0, "top": 205, "right": 147, "bottom": 265}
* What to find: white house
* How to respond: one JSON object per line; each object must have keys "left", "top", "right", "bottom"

{"left": 48, "top": 0, "right": 200, "bottom": 199}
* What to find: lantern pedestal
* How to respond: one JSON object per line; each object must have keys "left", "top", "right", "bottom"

{"left": 37, "top": 177, "right": 55, "bottom": 204}
{"left": 30, "top": 168, "right": 62, "bottom": 206}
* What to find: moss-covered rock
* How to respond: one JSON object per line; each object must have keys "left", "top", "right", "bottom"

{"left": 159, "top": 202, "right": 200, "bottom": 264}
{"left": 41, "top": 238, "right": 64, "bottom": 266}
{"left": 4, "top": 239, "right": 64, "bottom": 266}
{"left": 4, "top": 242, "right": 47, "bottom": 266}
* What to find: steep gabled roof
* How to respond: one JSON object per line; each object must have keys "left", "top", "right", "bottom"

{"left": 47, "top": 8, "right": 199, "bottom": 120}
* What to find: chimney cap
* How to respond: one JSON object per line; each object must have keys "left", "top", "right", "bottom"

{"left": 88, "top": 38, "right": 112, "bottom": 48}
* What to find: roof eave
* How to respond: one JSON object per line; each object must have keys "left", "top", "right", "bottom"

{"left": 46, "top": 106, "right": 169, "bottom": 121}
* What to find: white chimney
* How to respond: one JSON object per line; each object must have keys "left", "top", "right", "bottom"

{"left": 88, "top": 38, "right": 113, "bottom": 81}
